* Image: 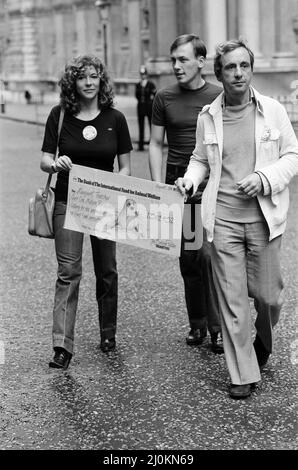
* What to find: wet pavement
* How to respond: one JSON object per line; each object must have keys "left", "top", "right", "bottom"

{"left": 0, "top": 117, "right": 297, "bottom": 451}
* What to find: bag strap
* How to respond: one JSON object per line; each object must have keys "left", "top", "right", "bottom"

{"left": 43, "top": 108, "right": 65, "bottom": 199}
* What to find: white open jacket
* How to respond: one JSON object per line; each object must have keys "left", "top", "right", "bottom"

{"left": 184, "top": 87, "right": 298, "bottom": 242}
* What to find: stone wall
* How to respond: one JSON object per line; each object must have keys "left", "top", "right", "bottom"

{"left": 0, "top": 0, "right": 297, "bottom": 101}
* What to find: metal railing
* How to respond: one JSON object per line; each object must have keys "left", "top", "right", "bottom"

{"left": 274, "top": 95, "right": 298, "bottom": 123}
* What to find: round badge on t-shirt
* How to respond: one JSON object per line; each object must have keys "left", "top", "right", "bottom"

{"left": 82, "top": 125, "right": 97, "bottom": 140}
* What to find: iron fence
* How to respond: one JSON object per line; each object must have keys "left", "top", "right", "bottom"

{"left": 275, "top": 95, "right": 298, "bottom": 123}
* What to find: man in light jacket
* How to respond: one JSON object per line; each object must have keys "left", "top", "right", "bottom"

{"left": 176, "top": 38, "right": 298, "bottom": 399}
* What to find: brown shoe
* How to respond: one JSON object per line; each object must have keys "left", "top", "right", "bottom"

{"left": 229, "top": 383, "right": 253, "bottom": 399}
{"left": 186, "top": 328, "right": 207, "bottom": 346}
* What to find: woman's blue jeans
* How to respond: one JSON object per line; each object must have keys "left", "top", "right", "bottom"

{"left": 52, "top": 202, "right": 118, "bottom": 354}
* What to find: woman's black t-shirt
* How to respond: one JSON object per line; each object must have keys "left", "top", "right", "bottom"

{"left": 41, "top": 105, "right": 133, "bottom": 202}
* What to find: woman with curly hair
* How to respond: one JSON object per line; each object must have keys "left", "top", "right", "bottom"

{"left": 40, "top": 55, "right": 132, "bottom": 369}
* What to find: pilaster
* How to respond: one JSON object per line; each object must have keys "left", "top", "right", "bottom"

{"left": 273, "top": 0, "right": 297, "bottom": 66}
{"left": 204, "top": 0, "right": 227, "bottom": 58}
{"left": 238, "top": 0, "right": 262, "bottom": 58}
{"left": 147, "top": 0, "right": 178, "bottom": 84}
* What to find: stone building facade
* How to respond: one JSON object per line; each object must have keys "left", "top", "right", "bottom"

{"left": 0, "top": 0, "right": 298, "bottom": 99}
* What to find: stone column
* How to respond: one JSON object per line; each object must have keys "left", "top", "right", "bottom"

{"left": 147, "top": 0, "right": 178, "bottom": 88}
{"left": 151, "top": 0, "right": 177, "bottom": 57}
{"left": 188, "top": 0, "right": 206, "bottom": 41}
{"left": 127, "top": 0, "right": 142, "bottom": 74}
{"left": 238, "top": 0, "right": 262, "bottom": 57}
{"left": 21, "top": 12, "right": 39, "bottom": 80}
{"left": 74, "top": 6, "right": 87, "bottom": 56}
{"left": 259, "top": 0, "right": 275, "bottom": 61}
{"left": 36, "top": 7, "right": 56, "bottom": 82}
{"left": 6, "top": 13, "right": 24, "bottom": 79}
{"left": 273, "top": 0, "right": 297, "bottom": 65}
{"left": 204, "top": 0, "right": 227, "bottom": 58}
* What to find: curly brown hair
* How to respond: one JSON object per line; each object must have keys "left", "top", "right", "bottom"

{"left": 59, "top": 55, "right": 114, "bottom": 114}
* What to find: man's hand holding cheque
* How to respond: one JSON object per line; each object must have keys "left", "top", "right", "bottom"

{"left": 175, "top": 177, "right": 194, "bottom": 200}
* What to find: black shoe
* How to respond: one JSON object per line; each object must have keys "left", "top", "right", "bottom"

{"left": 229, "top": 383, "right": 253, "bottom": 399}
{"left": 254, "top": 335, "right": 270, "bottom": 369}
{"left": 100, "top": 338, "right": 116, "bottom": 353}
{"left": 49, "top": 347, "right": 72, "bottom": 370}
{"left": 210, "top": 332, "right": 224, "bottom": 354}
{"left": 186, "top": 328, "right": 207, "bottom": 346}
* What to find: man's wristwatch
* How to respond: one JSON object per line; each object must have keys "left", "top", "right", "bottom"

{"left": 51, "top": 162, "right": 58, "bottom": 173}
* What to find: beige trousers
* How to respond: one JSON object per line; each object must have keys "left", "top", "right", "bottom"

{"left": 211, "top": 218, "right": 284, "bottom": 385}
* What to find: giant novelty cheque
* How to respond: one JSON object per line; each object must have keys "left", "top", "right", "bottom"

{"left": 64, "top": 164, "right": 186, "bottom": 257}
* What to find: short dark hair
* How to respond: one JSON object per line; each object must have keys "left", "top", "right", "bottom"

{"left": 214, "top": 38, "right": 254, "bottom": 80}
{"left": 170, "top": 34, "right": 207, "bottom": 58}
{"left": 59, "top": 54, "right": 114, "bottom": 114}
